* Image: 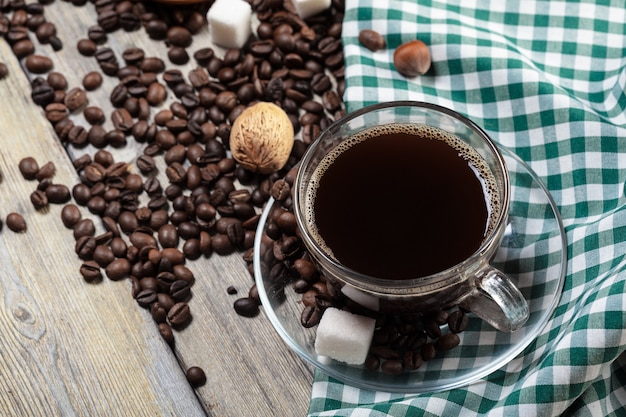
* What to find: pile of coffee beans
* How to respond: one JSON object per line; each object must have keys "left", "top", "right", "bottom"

{"left": 1, "top": 0, "right": 349, "bottom": 384}
{"left": 1, "top": 0, "right": 465, "bottom": 379}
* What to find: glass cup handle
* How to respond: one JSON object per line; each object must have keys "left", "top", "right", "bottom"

{"left": 461, "top": 267, "right": 529, "bottom": 332}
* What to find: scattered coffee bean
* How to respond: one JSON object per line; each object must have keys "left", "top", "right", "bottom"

{"left": 77, "top": 38, "right": 97, "bottom": 56}
{"left": 18, "top": 157, "right": 39, "bottom": 180}
{"left": 24, "top": 54, "right": 53, "bottom": 74}
{"left": 64, "top": 87, "right": 88, "bottom": 112}
{"left": 185, "top": 366, "right": 206, "bottom": 388}
{"left": 45, "top": 183, "right": 71, "bottom": 204}
{"left": 233, "top": 297, "right": 259, "bottom": 317}
{"left": 436, "top": 333, "right": 461, "bottom": 352}
{"left": 359, "top": 29, "right": 386, "bottom": 52}
{"left": 167, "top": 302, "right": 192, "bottom": 327}
{"left": 30, "top": 189, "right": 49, "bottom": 210}
{"left": 6, "top": 212, "right": 26, "bottom": 233}
{"left": 105, "top": 258, "right": 131, "bottom": 281}
{"left": 82, "top": 71, "right": 102, "bottom": 91}
{"left": 447, "top": 310, "right": 469, "bottom": 333}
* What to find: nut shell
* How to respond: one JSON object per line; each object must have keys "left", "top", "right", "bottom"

{"left": 230, "top": 102, "right": 294, "bottom": 174}
{"left": 393, "top": 39, "right": 431, "bottom": 77}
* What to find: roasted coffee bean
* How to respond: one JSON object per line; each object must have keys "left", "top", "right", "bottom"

{"left": 233, "top": 297, "right": 259, "bottom": 317}
{"left": 146, "top": 81, "right": 167, "bottom": 106}
{"left": 300, "top": 305, "right": 322, "bottom": 328}
{"left": 77, "top": 38, "right": 97, "bottom": 56}
{"left": 135, "top": 288, "right": 157, "bottom": 308}
{"left": 193, "top": 47, "right": 214, "bottom": 66}
{"left": 158, "top": 322, "right": 174, "bottom": 345}
{"left": 86, "top": 195, "right": 107, "bottom": 214}
{"left": 73, "top": 218, "right": 95, "bottom": 239}
{"left": 6, "top": 213, "right": 26, "bottom": 233}
{"left": 185, "top": 366, "right": 206, "bottom": 388}
{"left": 109, "top": 237, "right": 127, "bottom": 258}
{"left": 25, "top": 54, "right": 53, "bottom": 74}
{"left": 167, "top": 26, "right": 192, "bottom": 47}
{"left": 30, "top": 190, "right": 48, "bottom": 210}
{"left": 72, "top": 183, "right": 91, "bottom": 206}
{"left": 119, "top": 11, "right": 140, "bottom": 31}
{"left": 421, "top": 342, "right": 436, "bottom": 361}
{"left": 158, "top": 224, "right": 179, "bottom": 248}
{"left": 140, "top": 57, "right": 165, "bottom": 73}
{"left": 18, "top": 156, "right": 39, "bottom": 180}
{"left": 167, "top": 302, "right": 192, "bottom": 327}
{"left": 424, "top": 319, "right": 442, "bottom": 339}
{"left": 87, "top": 24, "right": 107, "bottom": 43}
{"left": 74, "top": 235, "right": 95, "bottom": 260}
{"left": 60, "top": 204, "right": 81, "bottom": 228}
{"left": 12, "top": 38, "right": 34, "bottom": 58}
{"left": 364, "top": 354, "right": 381, "bottom": 371}
{"left": 105, "top": 257, "right": 131, "bottom": 281}
{"left": 447, "top": 310, "right": 469, "bottom": 334}
{"left": 44, "top": 102, "right": 67, "bottom": 123}
{"left": 403, "top": 350, "right": 423, "bottom": 370}
{"left": 170, "top": 280, "right": 191, "bottom": 301}
{"left": 0, "top": 62, "right": 8, "bottom": 79}
{"left": 35, "top": 161, "right": 55, "bottom": 181}
{"left": 436, "top": 332, "right": 461, "bottom": 351}
{"left": 121, "top": 47, "right": 144, "bottom": 65}
{"left": 150, "top": 302, "right": 168, "bottom": 323}
{"left": 64, "top": 87, "right": 88, "bottom": 112}
{"left": 83, "top": 106, "right": 105, "bottom": 125}
{"left": 80, "top": 260, "right": 102, "bottom": 282}
{"left": 136, "top": 154, "right": 156, "bottom": 174}
{"left": 111, "top": 108, "right": 133, "bottom": 133}
{"left": 93, "top": 244, "right": 114, "bottom": 267}
{"left": 31, "top": 81, "right": 55, "bottom": 106}
{"left": 45, "top": 183, "right": 71, "bottom": 204}
{"left": 82, "top": 71, "right": 103, "bottom": 91}
{"left": 161, "top": 248, "right": 185, "bottom": 266}
{"left": 380, "top": 359, "right": 403, "bottom": 375}
{"left": 67, "top": 124, "right": 89, "bottom": 147}
{"left": 35, "top": 21, "right": 56, "bottom": 43}
{"left": 44, "top": 73, "right": 66, "bottom": 93}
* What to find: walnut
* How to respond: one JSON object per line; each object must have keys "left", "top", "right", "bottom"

{"left": 230, "top": 101, "right": 294, "bottom": 174}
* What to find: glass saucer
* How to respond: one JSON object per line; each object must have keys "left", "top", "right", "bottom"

{"left": 253, "top": 146, "right": 567, "bottom": 393}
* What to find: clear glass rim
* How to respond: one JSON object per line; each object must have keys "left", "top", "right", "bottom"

{"left": 293, "top": 100, "right": 511, "bottom": 294}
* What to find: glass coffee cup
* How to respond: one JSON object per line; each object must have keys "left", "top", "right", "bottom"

{"left": 292, "top": 101, "right": 529, "bottom": 332}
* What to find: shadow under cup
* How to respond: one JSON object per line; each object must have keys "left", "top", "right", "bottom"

{"left": 292, "top": 101, "right": 529, "bottom": 332}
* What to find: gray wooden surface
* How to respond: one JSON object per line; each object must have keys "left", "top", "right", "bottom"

{"left": 0, "top": 1, "right": 314, "bottom": 416}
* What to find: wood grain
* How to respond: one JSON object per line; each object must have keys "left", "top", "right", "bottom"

{"left": 0, "top": 1, "right": 314, "bottom": 416}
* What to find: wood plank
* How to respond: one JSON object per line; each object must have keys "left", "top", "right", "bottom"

{"left": 0, "top": 38, "right": 206, "bottom": 417}
{"left": 1, "top": 0, "right": 315, "bottom": 415}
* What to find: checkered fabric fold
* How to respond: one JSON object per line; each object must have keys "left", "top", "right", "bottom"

{"left": 308, "top": 1, "right": 626, "bottom": 415}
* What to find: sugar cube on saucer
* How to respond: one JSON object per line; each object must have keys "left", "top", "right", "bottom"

{"left": 207, "top": 0, "right": 252, "bottom": 49}
{"left": 314, "top": 307, "right": 376, "bottom": 365}
{"left": 292, "top": 0, "right": 331, "bottom": 20}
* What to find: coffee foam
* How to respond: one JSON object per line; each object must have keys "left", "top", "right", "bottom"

{"left": 305, "top": 123, "right": 502, "bottom": 259}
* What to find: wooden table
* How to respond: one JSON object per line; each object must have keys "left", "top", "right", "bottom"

{"left": 0, "top": 1, "right": 314, "bottom": 416}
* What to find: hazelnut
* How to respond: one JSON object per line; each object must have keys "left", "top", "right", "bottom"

{"left": 230, "top": 101, "right": 294, "bottom": 174}
{"left": 393, "top": 39, "right": 431, "bottom": 78}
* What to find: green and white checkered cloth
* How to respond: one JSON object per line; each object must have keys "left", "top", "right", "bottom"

{"left": 308, "top": 0, "right": 626, "bottom": 415}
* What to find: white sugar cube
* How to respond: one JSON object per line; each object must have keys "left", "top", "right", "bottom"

{"left": 315, "top": 307, "right": 376, "bottom": 365}
{"left": 341, "top": 285, "right": 380, "bottom": 312}
{"left": 207, "top": 0, "right": 252, "bottom": 49}
{"left": 292, "top": 0, "right": 331, "bottom": 20}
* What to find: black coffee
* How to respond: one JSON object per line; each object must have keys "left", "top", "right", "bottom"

{"left": 308, "top": 123, "right": 500, "bottom": 280}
